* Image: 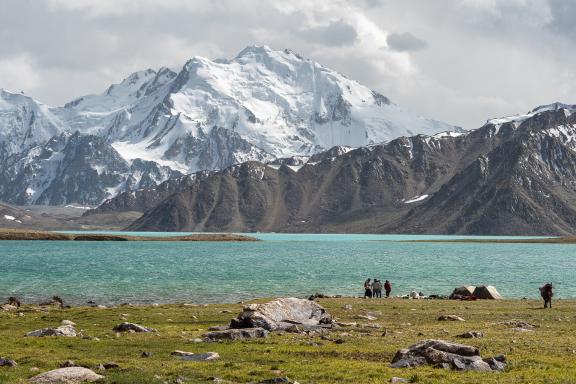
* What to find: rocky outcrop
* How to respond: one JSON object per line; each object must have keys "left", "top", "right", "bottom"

{"left": 229, "top": 298, "right": 332, "bottom": 331}
{"left": 390, "top": 339, "right": 505, "bottom": 372}
{"left": 29, "top": 367, "right": 103, "bottom": 383}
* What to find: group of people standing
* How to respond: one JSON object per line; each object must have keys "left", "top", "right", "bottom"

{"left": 364, "top": 278, "right": 391, "bottom": 298}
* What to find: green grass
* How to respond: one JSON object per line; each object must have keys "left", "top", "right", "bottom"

{"left": 1, "top": 298, "right": 576, "bottom": 383}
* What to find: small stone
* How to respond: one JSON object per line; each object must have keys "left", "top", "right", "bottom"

{"left": 102, "top": 362, "right": 119, "bottom": 370}
{"left": 202, "top": 327, "right": 268, "bottom": 341}
{"left": 0, "top": 357, "right": 17, "bottom": 367}
{"left": 389, "top": 378, "right": 409, "bottom": 383}
{"left": 257, "top": 378, "right": 299, "bottom": 384}
{"left": 438, "top": 315, "right": 465, "bottom": 322}
{"left": 458, "top": 331, "right": 484, "bottom": 338}
{"left": 59, "top": 360, "right": 76, "bottom": 368}
{"left": 171, "top": 351, "right": 220, "bottom": 361}
{"left": 342, "top": 304, "right": 352, "bottom": 311}
{"left": 61, "top": 320, "right": 76, "bottom": 326}
{"left": 141, "top": 351, "right": 152, "bottom": 358}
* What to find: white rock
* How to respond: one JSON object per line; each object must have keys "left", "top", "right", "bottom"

{"left": 29, "top": 367, "right": 104, "bottom": 383}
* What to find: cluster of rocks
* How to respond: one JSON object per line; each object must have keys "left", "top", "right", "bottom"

{"left": 390, "top": 339, "right": 505, "bottom": 372}
{"left": 201, "top": 297, "right": 334, "bottom": 342}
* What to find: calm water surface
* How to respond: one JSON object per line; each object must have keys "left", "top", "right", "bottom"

{"left": 0, "top": 233, "right": 574, "bottom": 304}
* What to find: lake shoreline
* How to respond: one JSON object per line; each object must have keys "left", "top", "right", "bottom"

{"left": 0, "top": 228, "right": 258, "bottom": 242}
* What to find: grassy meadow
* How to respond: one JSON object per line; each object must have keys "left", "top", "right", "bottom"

{"left": 1, "top": 298, "right": 575, "bottom": 383}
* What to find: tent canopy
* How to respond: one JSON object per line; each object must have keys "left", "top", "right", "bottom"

{"left": 472, "top": 285, "right": 502, "bottom": 300}
{"left": 449, "top": 286, "right": 476, "bottom": 299}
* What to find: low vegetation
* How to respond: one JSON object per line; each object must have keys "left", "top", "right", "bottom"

{"left": 1, "top": 298, "right": 575, "bottom": 383}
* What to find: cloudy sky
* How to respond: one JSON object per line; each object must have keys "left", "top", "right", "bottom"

{"left": 0, "top": 0, "right": 574, "bottom": 128}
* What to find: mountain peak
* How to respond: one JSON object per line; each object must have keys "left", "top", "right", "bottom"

{"left": 486, "top": 102, "right": 576, "bottom": 127}
{"left": 529, "top": 102, "right": 575, "bottom": 114}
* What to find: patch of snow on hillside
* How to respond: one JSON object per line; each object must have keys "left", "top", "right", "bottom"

{"left": 404, "top": 195, "right": 429, "bottom": 204}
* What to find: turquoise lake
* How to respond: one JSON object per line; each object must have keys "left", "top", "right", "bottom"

{"left": 0, "top": 233, "right": 574, "bottom": 304}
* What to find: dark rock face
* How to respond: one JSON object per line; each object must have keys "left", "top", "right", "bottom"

{"left": 229, "top": 298, "right": 332, "bottom": 331}
{"left": 390, "top": 339, "right": 505, "bottom": 372}
{"left": 121, "top": 105, "right": 576, "bottom": 235}
{"left": 0, "top": 132, "right": 182, "bottom": 206}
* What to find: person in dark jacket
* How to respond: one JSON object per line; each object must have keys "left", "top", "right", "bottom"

{"left": 384, "top": 280, "right": 392, "bottom": 298}
{"left": 364, "top": 278, "right": 372, "bottom": 298}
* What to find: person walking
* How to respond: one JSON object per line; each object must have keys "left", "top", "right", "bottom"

{"left": 372, "top": 279, "right": 383, "bottom": 298}
{"left": 364, "top": 278, "right": 373, "bottom": 298}
{"left": 384, "top": 280, "right": 392, "bottom": 298}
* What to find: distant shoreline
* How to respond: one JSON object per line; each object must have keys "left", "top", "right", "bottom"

{"left": 404, "top": 237, "right": 575, "bottom": 244}
{"left": 0, "top": 228, "right": 258, "bottom": 242}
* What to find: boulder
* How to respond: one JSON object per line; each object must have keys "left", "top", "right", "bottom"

{"left": 26, "top": 325, "right": 77, "bottom": 337}
{"left": 171, "top": 351, "right": 220, "bottom": 361}
{"left": 112, "top": 322, "right": 156, "bottom": 333}
{"left": 202, "top": 327, "right": 269, "bottom": 341}
{"left": 229, "top": 297, "right": 332, "bottom": 331}
{"left": 0, "top": 357, "right": 17, "bottom": 367}
{"left": 472, "top": 286, "right": 502, "bottom": 300}
{"left": 390, "top": 339, "right": 505, "bottom": 372}
{"left": 29, "top": 367, "right": 103, "bottom": 383}
{"left": 438, "top": 315, "right": 465, "bottom": 322}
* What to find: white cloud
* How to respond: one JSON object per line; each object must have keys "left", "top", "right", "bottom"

{"left": 0, "top": 54, "right": 40, "bottom": 92}
{"left": 0, "top": 0, "right": 574, "bottom": 128}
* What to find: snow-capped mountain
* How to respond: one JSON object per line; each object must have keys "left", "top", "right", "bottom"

{"left": 0, "top": 90, "right": 65, "bottom": 160}
{"left": 0, "top": 45, "right": 456, "bottom": 206}
{"left": 61, "top": 46, "right": 453, "bottom": 173}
